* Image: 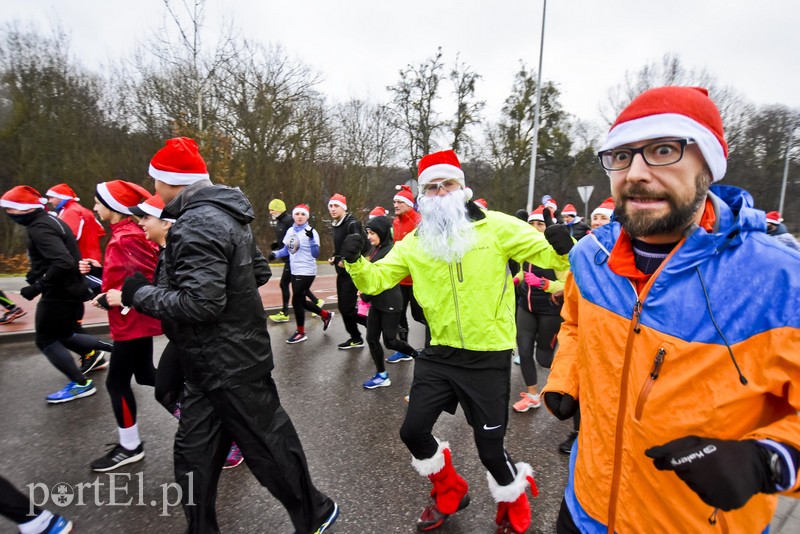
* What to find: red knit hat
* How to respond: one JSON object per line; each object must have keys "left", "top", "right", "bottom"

{"left": 293, "top": 204, "right": 310, "bottom": 217}
{"left": 328, "top": 194, "right": 347, "bottom": 211}
{"left": 592, "top": 197, "right": 616, "bottom": 218}
{"left": 130, "top": 194, "right": 175, "bottom": 222}
{"left": 369, "top": 206, "right": 388, "bottom": 219}
{"left": 561, "top": 204, "right": 577, "bottom": 216}
{"left": 46, "top": 183, "right": 79, "bottom": 201}
{"left": 417, "top": 150, "right": 465, "bottom": 187}
{"left": 96, "top": 180, "right": 152, "bottom": 215}
{"left": 474, "top": 198, "right": 488, "bottom": 210}
{"left": 765, "top": 211, "right": 783, "bottom": 225}
{"left": 1, "top": 186, "right": 47, "bottom": 210}
{"left": 528, "top": 205, "right": 545, "bottom": 222}
{"left": 149, "top": 137, "right": 209, "bottom": 186}
{"left": 600, "top": 86, "right": 728, "bottom": 182}
{"left": 393, "top": 185, "right": 415, "bottom": 207}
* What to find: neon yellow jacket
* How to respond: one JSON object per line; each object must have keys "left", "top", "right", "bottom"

{"left": 345, "top": 209, "right": 570, "bottom": 351}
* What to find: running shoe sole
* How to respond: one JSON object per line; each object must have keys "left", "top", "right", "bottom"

{"left": 364, "top": 378, "right": 391, "bottom": 389}
{"left": 314, "top": 502, "right": 339, "bottom": 534}
{"left": 82, "top": 352, "right": 108, "bottom": 373}
{"left": 286, "top": 336, "right": 308, "bottom": 344}
{"left": 46, "top": 387, "right": 96, "bottom": 404}
{"left": 222, "top": 456, "right": 244, "bottom": 469}
{"left": 338, "top": 343, "right": 364, "bottom": 350}
{"left": 91, "top": 450, "right": 145, "bottom": 472}
{"left": 386, "top": 354, "right": 413, "bottom": 363}
{"left": 0, "top": 309, "right": 26, "bottom": 324}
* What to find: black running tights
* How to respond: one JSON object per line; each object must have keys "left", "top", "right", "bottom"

{"left": 106, "top": 337, "right": 156, "bottom": 428}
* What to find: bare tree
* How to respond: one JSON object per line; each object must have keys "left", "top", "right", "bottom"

{"left": 448, "top": 54, "right": 485, "bottom": 157}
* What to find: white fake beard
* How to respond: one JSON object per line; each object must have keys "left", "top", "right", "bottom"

{"left": 417, "top": 188, "right": 475, "bottom": 262}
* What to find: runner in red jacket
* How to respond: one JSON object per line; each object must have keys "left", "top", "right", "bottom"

{"left": 46, "top": 183, "right": 105, "bottom": 264}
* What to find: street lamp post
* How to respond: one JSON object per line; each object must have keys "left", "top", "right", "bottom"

{"left": 779, "top": 121, "right": 797, "bottom": 215}
{"left": 525, "top": 0, "right": 547, "bottom": 213}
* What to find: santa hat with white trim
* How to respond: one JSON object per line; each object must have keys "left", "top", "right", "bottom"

{"left": 527, "top": 205, "right": 545, "bottom": 223}
{"left": 561, "top": 204, "right": 577, "bottom": 216}
{"left": 149, "top": 137, "right": 209, "bottom": 186}
{"left": 417, "top": 149, "right": 465, "bottom": 188}
{"left": 369, "top": 206, "right": 388, "bottom": 219}
{"left": 393, "top": 185, "right": 415, "bottom": 208}
{"left": 592, "top": 197, "right": 616, "bottom": 218}
{"left": 474, "top": 198, "right": 488, "bottom": 210}
{"left": 600, "top": 86, "right": 728, "bottom": 182}
{"left": 293, "top": 204, "right": 310, "bottom": 217}
{"left": 765, "top": 211, "right": 783, "bottom": 225}
{"left": 96, "top": 180, "right": 152, "bottom": 215}
{"left": 1, "top": 186, "right": 47, "bottom": 210}
{"left": 328, "top": 194, "right": 347, "bottom": 211}
{"left": 542, "top": 195, "right": 557, "bottom": 213}
{"left": 46, "top": 183, "right": 79, "bottom": 201}
{"left": 129, "top": 194, "right": 175, "bottom": 223}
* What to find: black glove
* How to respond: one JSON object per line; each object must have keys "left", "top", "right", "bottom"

{"left": 121, "top": 272, "right": 150, "bottom": 306}
{"left": 305, "top": 227, "right": 314, "bottom": 240}
{"left": 95, "top": 293, "right": 110, "bottom": 310}
{"left": 20, "top": 282, "right": 43, "bottom": 301}
{"left": 268, "top": 252, "right": 276, "bottom": 261}
{"left": 645, "top": 436, "right": 776, "bottom": 511}
{"left": 269, "top": 241, "right": 281, "bottom": 251}
{"left": 544, "top": 392, "right": 578, "bottom": 420}
{"left": 341, "top": 234, "right": 366, "bottom": 263}
{"left": 544, "top": 224, "right": 574, "bottom": 255}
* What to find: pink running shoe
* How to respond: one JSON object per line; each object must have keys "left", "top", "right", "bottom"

{"left": 512, "top": 392, "right": 541, "bottom": 413}
{"left": 223, "top": 443, "right": 243, "bottom": 469}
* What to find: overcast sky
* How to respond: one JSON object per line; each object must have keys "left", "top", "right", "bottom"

{"left": 2, "top": 0, "right": 799, "bottom": 128}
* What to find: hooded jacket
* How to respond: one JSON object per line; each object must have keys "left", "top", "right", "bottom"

{"left": 55, "top": 198, "right": 106, "bottom": 263}
{"left": 23, "top": 209, "right": 89, "bottom": 302}
{"left": 361, "top": 215, "right": 402, "bottom": 312}
{"left": 132, "top": 182, "right": 272, "bottom": 389}
{"left": 543, "top": 185, "right": 800, "bottom": 533}
{"left": 346, "top": 205, "right": 570, "bottom": 351}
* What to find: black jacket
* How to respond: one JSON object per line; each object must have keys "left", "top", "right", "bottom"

{"left": 134, "top": 181, "right": 272, "bottom": 389}
{"left": 568, "top": 219, "right": 591, "bottom": 240}
{"left": 25, "top": 210, "right": 89, "bottom": 301}
{"left": 516, "top": 261, "right": 562, "bottom": 316}
{"left": 274, "top": 211, "right": 293, "bottom": 264}
{"left": 331, "top": 212, "right": 368, "bottom": 276}
{"left": 360, "top": 216, "right": 402, "bottom": 312}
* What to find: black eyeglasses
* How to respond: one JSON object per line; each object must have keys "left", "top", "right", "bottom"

{"left": 597, "top": 139, "right": 695, "bottom": 171}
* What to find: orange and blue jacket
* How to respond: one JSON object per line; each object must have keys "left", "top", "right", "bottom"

{"left": 543, "top": 185, "right": 800, "bottom": 533}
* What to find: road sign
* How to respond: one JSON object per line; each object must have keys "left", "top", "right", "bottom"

{"left": 577, "top": 185, "right": 594, "bottom": 204}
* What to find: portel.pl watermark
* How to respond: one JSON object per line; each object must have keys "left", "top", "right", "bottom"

{"left": 27, "top": 472, "right": 194, "bottom": 517}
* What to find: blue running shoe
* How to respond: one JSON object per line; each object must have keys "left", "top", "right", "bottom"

{"left": 295, "top": 501, "right": 339, "bottom": 534}
{"left": 46, "top": 380, "right": 96, "bottom": 404}
{"left": 44, "top": 514, "right": 73, "bottom": 533}
{"left": 363, "top": 373, "right": 391, "bottom": 389}
{"left": 386, "top": 351, "right": 413, "bottom": 363}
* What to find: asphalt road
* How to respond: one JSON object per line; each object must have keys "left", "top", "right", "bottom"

{"left": 0, "top": 315, "right": 576, "bottom": 533}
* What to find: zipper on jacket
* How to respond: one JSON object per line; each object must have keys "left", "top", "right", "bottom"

{"left": 448, "top": 263, "right": 465, "bottom": 348}
{"left": 634, "top": 348, "right": 666, "bottom": 420}
{"left": 708, "top": 508, "right": 729, "bottom": 533}
{"left": 632, "top": 298, "right": 643, "bottom": 333}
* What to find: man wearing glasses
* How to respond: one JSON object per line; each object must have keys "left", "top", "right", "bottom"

{"left": 339, "top": 149, "right": 573, "bottom": 533}
{"left": 543, "top": 86, "right": 800, "bottom": 532}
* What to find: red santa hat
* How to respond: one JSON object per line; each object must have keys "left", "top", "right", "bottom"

{"left": 393, "top": 185, "right": 415, "bottom": 208}
{"left": 474, "top": 198, "right": 488, "bottom": 210}
{"left": 149, "top": 137, "right": 210, "bottom": 186}
{"left": 592, "top": 197, "right": 616, "bottom": 218}
{"left": 328, "top": 193, "right": 347, "bottom": 211}
{"left": 561, "top": 204, "right": 577, "bottom": 216}
{"left": 293, "top": 204, "right": 310, "bottom": 217}
{"left": 527, "top": 205, "right": 545, "bottom": 223}
{"left": 96, "top": 180, "right": 152, "bottom": 215}
{"left": 46, "top": 183, "right": 79, "bottom": 201}
{"left": 369, "top": 206, "right": 388, "bottom": 219}
{"left": 1, "top": 186, "right": 47, "bottom": 210}
{"left": 600, "top": 86, "right": 728, "bottom": 182}
{"left": 542, "top": 195, "right": 557, "bottom": 212}
{"left": 765, "top": 211, "right": 783, "bottom": 225}
{"left": 417, "top": 149, "right": 465, "bottom": 187}
{"left": 129, "top": 194, "right": 175, "bottom": 222}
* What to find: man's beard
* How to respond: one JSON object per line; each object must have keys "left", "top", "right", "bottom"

{"left": 417, "top": 189, "right": 475, "bottom": 262}
{"left": 614, "top": 171, "right": 710, "bottom": 239}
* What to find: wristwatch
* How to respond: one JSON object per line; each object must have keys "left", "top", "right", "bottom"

{"left": 768, "top": 450, "right": 785, "bottom": 488}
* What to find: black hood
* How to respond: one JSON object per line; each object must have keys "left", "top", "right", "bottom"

{"left": 164, "top": 181, "right": 255, "bottom": 225}
{"left": 366, "top": 215, "right": 393, "bottom": 244}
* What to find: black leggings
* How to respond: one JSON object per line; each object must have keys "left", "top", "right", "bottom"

{"left": 155, "top": 342, "right": 184, "bottom": 415}
{"left": 36, "top": 299, "right": 110, "bottom": 383}
{"left": 399, "top": 284, "right": 426, "bottom": 331}
{"left": 0, "top": 474, "right": 41, "bottom": 524}
{"left": 365, "top": 308, "right": 416, "bottom": 374}
{"left": 290, "top": 275, "right": 323, "bottom": 328}
{"left": 281, "top": 264, "right": 317, "bottom": 315}
{"left": 516, "top": 308, "right": 562, "bottom": 387}
{"left": 106, "top": 337, "right": 156, "bottom": 428}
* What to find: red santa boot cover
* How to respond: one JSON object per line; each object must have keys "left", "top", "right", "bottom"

{"left": 411, "top": 440, "right": 470, "bottom": 515}
{"left": 488, "top": 462, "right": 538, "bottom": 533}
